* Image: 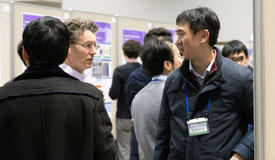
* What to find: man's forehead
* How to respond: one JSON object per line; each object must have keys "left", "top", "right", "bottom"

{"left": 176, "top": 25, "right": 185, "bottom": 32}
{"left": 78, "top": 31, "right": 97, "bottom": 42}
{"left": 176, "top": 23, "right": 189, "bottom": 32}
{"left": 229, "top": 51, "right": 246, "bottom": 57}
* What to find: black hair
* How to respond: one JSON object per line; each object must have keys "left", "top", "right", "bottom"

{"left": 222, "top": 40, "right": 248, "bottom": 58}
{"left": 176, "top": 7, "right": 220, "bottom": 47}
{"left": 17, "top": 40, "right": 26, "bottom": 65}
{"left": 141, "top": 38, "right": 174, "bottom": 77}
{"left": 23, "top": 16, "right": 70, "bottom": 66}
{"left": 122, "top": 40, "right": 141, "bottom": 58}
{"left": 144, "top": 27, "right": 173, "bottom": 44}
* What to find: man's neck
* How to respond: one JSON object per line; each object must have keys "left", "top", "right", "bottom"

{"left": 191, "top": 47, "right": 215, "bottom": 76}
{"left": 125, "top": 56, "right": 138, "bottom": 63}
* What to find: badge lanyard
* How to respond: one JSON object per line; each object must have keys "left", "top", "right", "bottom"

{"left": 184, "top": 81, "right": 211, "bottom": 119}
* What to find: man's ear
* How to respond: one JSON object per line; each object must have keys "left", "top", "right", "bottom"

{"left": 163, "top": 60, "right": 173, "bottom": 74}
{"left": 200, "top": 29, "right": 210, "bottom": 43}
{"left": 67, "top": 47, "right": 71, "bottom": 56}
{"left": 22, "top": 47, "right": 30, "bottom": 66}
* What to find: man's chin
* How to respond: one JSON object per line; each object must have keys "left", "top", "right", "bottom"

{"left": 86, "top": 64, "right": 92, "bottom": 69}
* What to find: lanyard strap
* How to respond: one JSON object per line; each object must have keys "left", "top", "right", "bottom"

{"left": 184, "top": 81, "right": 211, "bottom": 119}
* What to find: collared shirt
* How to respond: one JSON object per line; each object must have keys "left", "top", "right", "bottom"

{"left": 59, "top": 63, "right": 86, "bottom": 82}
{"left": 152, "top": 74, "right": 168, "bottom": 82}
{"left": 189, "top": 51, "right": 216, "bottom": 86}
{"left": 126, "top": 58, "right": 138, "bottom": 63}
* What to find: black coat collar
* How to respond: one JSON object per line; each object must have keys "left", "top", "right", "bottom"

{"left": 14, "top": 64, "right": 79, "bottom": 81}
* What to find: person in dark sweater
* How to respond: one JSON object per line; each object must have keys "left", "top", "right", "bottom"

{"left": 109, "top": 39, "right": 141, "bottom": 160}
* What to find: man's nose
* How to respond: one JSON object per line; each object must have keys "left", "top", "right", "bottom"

{"left": 89, "top": 49, "right": 96, "bottom": 55}
{"left": 176, "top": 38, "right": 183, "bottom": 46}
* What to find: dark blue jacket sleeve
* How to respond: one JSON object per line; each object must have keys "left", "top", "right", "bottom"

{"left": 232, "top": 71, "right": 254, "bottom": 160}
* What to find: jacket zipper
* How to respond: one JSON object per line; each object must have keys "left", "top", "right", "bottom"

{"left": 198, "top": 73, "right": 222, "bottom": 94}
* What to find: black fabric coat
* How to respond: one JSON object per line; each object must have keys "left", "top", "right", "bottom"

{"left": 0, "top": 65, "right": 117, "bottom": 160}
{"left": 154, "top": 48, "right": 254, "bottom": 160}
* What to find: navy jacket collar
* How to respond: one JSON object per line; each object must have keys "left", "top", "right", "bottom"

{"left": 179, "top": 47, "right": 225, "bottom": 94}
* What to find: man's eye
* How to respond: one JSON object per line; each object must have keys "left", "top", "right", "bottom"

{"left": 177, "top": 32, "right": 185, "bottom": 37}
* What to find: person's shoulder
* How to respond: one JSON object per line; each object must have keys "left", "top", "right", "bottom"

{"left": 222, "top": 57, "right": 253, "bottom": 81}
{"left": 132, "top": 83, "right": 151, "bottom": 106}
{"left": 164, "top": 68, "right": 183, "bottom": 93}
{"left": 113, "top": 64, "right": 126, "bottom": 73}
{"left": 128, "top": 67, "right": 143, "bottom": 80}
{"left": 166, "top": 68, "right": 182, "bottom": 84}
{"left": 64, "top": 78, "right": 103, "bottom": 98}
{"left": 120, "top": 63, "right": 141, "bottom": 73}
{"left": 0, "top": 77, "right": 103, "bottom": 102}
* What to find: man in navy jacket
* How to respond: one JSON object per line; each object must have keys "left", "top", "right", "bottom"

{"left": 154, "top": 7, "right": 253, "bottom": 160}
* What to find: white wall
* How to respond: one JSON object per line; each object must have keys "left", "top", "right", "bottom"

{"left": 62, "top": 0, "right": 253, "bottom": 41}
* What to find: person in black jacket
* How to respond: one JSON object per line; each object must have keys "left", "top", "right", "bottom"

{"left": 109, "top": 40, "right": 141, "bottom": 160}
{"left": 0, "top": 16, "right": 117, "bottom": 160}
{"left": 154, "top": 7, "right": 253, "bottom": 160}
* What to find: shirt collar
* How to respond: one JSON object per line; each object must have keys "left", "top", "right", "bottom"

{"left": 126, "top": 58, "right": 138, "bottom": 63}
{"left": 152, "top": 74, "right": 168, "bottom": 82}
{"left": 189, "top": 50, "right": 217, "bottom": 79}
{"left": 59, "top": 63, "right": 86, "bottom": 82}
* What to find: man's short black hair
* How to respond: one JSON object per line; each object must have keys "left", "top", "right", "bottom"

{"left": 144, "top": 27, "right": 173, "bottom": 44}
{"left": 141, "top": 38, "right": 174, "bottom": 77}
{"left": 222, "top": 40, "right": 248, "bottom": 58}
{"left": 176, "top": 7, "right": 220, "bottom": 47}
{"left": 17, "top": 40, "right": 26, "bottom": 65}
{"left": 122, "top": 40, "right": 141, "bottom": 58}
{"left": 23, "top": 16, "right": 70, "bottom": 66}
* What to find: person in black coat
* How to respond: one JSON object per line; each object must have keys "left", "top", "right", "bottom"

{"left": 0, "top": 16, "right": 117, "bottom": 160}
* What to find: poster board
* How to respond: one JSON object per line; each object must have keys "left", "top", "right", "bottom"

{"left": 118, "top": 17, "right": 151, "bottom": 64}
{"left": 153, "top": 22, "right": 177, "bottom": 43}
{"left": 0, "top": 2, "right": 11, "bottom": 85}
{"left": 13, "top": 2, "right": 70, "bottom": 77}
{"left": 72, "top": 11, "right": 117, "bottom": 135}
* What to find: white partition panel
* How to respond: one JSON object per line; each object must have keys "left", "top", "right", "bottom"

{"left": 0, "top": 2, "right": 11, "bottom": 85}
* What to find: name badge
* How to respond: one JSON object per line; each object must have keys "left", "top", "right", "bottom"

{"left": 187, "top": 117, "right": 210, "bottom": 136}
